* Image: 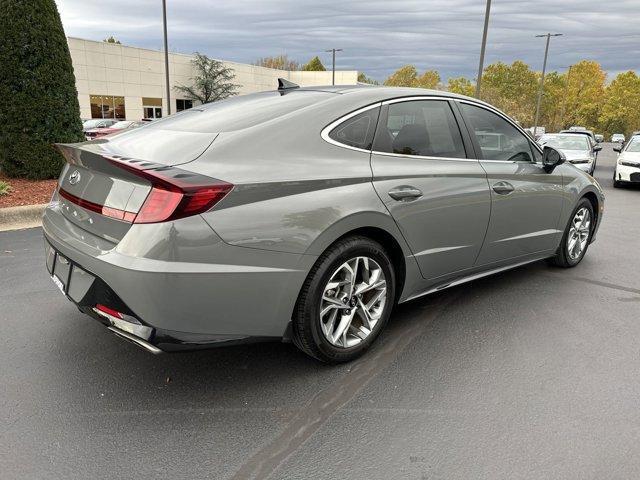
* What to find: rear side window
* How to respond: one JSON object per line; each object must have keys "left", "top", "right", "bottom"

{"left": 328, "top": 107, "right": 379, "bottom": 150}
{"left": 373, "top": 100, "right": 466, "bottom": 158}
{"left": 461, "top": 103, "right": 533, "bottom": 162}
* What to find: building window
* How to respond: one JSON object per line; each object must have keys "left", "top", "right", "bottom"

{"left": 176, "top": 99, "right": 193, "bottom": 112}
{"left": 90, "top": 95, "right": 125, "bottom": 119}
{"left": 142, "top": 97, "right": 163, "bottom": 119}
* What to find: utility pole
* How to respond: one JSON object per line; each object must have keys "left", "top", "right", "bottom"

{"left": 533, "top": 33, "right": 562, "bottom": 136}
{"left": 325, "top": 48, "right": 343, "bottom": 85}
{"left": 475, "top": 0, "right": 492, "bottom": 98}
{"left": 162, "top": 0, "right": 171, "bottom": 115}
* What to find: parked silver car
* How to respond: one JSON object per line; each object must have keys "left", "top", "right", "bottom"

{"left": 538, "top": 133, "right": 601, "bottom": 175}
{"left": 43, "top": 84, "right": 604, "bottom": 362}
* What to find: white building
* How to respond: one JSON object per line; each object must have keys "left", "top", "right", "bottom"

{"left": 67, "top": 37, "right": 359, "bottom": 121}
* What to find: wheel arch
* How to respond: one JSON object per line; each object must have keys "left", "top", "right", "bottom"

{"left": 302, "top": 211, "right": 419, "bottom": 304}
{"left": 579, "top": 187, "right": 602, "bottom": 240}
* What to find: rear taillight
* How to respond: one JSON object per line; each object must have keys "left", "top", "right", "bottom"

{"left": 107, "top": 159, "right": 233, "bottom": 224}
{"left": 58, "top": 159, "right": 233, "bottom": 224}
{"left": 58, "top": 188, "right": 137, "bottom": 222}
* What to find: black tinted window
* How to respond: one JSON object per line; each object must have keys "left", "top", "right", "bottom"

{"left": 373, "top": 100, "right": 466, "bottom": 158}
{"left": 461, "top": 103, "right": 532, "bottom": 162}
{"left": 328, "top": 107, "right": 379, "bottom": 150}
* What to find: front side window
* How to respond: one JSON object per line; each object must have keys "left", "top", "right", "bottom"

{"left": 373, "top": 100, "right": 466, "bottom": 158}
{"left": 328, "top": 107, "right": 379, "bottom": 150}
{"left": 461, "top": 103, "right": 533, "bottom": 162}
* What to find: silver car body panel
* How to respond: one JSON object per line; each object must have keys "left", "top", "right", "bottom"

{"left": 43, "top": 86, "right": 605, "bottom": 349}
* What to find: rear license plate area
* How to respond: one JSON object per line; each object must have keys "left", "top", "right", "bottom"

{"left": 51, "top": 251, "right": 71, "bottom": 295}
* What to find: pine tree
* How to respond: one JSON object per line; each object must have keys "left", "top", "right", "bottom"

{"left": 0, "top": 0, "right": 84, "bottom": 179}
{"left": 175, "top": 53, "right": 239, "bottom": 104}
{"left": 302, "top": 56, "right": 326, "bottom": 71}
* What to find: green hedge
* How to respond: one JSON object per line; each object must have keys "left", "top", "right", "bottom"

{"left": 0, "top": 0, "right": 84, "bottom": 179}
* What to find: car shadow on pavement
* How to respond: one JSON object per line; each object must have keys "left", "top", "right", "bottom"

{"left": 46, "top": 259, "right": 557, "bottom": 414}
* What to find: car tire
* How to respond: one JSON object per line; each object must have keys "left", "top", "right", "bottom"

{"left": 613, "top": 180, "right": 621, "bottom": 188}
{"left": 613, "top": 171, "right": 622, "bottom": 188}
{"left": 291, "top": 236, "right": 395, "bottom": 363}
{"left": 549, "top": 198, "right": 594, "bottom": 268}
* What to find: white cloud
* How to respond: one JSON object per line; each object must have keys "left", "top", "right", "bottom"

{"left": 56, "top": 0, "right": 640, "bottom": 81}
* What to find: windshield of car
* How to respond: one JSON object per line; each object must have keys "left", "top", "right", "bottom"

{"left": 539, "top": 135, "right": 589, "bottom": 150}
{"left": 111, "top": 121, "right": 134, "bottom": 129}
{"left": 626, "top": 137, "right": 640, "bottom": 152}
{"left": 82, "top": 119, "right": 104, "bottom": 128}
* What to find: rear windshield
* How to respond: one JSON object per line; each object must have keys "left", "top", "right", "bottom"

{"left": 143, "top": 90, "right": 334, "bottom": 133}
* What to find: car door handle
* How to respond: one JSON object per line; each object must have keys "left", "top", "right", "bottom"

{"left": 492, "top": 181, "right": 515, "bottom": 195}
{"left": 388, "top": 186, "right": 423, "bottom": 201}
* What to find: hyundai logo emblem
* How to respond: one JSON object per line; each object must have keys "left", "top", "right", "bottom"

{"left": 68, "top": 170, "right": 81, "bottom": 185}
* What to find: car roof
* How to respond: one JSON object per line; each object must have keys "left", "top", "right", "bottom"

{"left": 559, "top": 130, "right": 595, "bottom": 138}
{"left": 295, "top": 84, "right": 481, "bottom": 104}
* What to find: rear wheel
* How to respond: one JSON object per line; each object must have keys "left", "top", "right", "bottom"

{"left": 549, "top": 198, "right": 594, "bottom": 268}
{"left": 292, "top": 236, "right": 395, "bottom": 363}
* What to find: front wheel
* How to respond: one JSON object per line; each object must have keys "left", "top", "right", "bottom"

{"left": 292, "top": 236, "right": 395, "bottom": 363}
{"left": 613, "top": 170, "right": 622, "bottom": 188}
{"left": 549, "top": 198, "right": 594, "bottom": 268}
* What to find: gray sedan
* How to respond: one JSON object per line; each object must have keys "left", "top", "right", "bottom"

{"left": 43, "top": 83, "right": 604, "bottom": 362}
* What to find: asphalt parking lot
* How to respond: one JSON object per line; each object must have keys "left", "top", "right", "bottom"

{"left": 1, "top": 143, "right": 639, "bottom": 479}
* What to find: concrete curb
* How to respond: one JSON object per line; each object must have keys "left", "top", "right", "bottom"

{"left": 0, "top": 204, "right": 47, "bottom": 232}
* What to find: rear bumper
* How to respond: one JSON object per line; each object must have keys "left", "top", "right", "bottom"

{"left": 43, "top": 202, "right": 316, "bottom": 352}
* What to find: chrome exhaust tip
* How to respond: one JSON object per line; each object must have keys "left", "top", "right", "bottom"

{"left": 107, "top": 326, "right": 163, "bottom": 354}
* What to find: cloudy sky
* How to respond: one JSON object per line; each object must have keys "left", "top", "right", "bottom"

{"left": 56, "top": 0, "right": 640, "bottom": 82}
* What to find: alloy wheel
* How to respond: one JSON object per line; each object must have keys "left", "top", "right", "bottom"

{"left": 567, "top": 207, "right": 591, "bottom": 261}
{"left": 319, "top": 256, "right": 387, "bottom": 348}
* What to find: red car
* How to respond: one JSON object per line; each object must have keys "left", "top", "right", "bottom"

{"left": 85, "top": 120, "right": 144, "bottom": 140}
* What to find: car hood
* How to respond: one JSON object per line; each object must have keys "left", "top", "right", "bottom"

{"left": 619, "top": 152, "right": 640, "bottom": 162}
{"left": 558, "top": 149, "right": 591, "bottom": 161}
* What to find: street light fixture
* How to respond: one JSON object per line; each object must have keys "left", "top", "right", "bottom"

{"left": 533, "top": 33, "right": 563, "bottom": 137}
{"left": 475, "top": 0, "right": 492, "bottom": 98}
{"left": 325, "top": 49, "right": 343, "bottom": 85}
{"left": 162, "top": 0, "right": 171, "bottom": 115}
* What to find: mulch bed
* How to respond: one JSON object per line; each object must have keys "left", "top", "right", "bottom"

{"left": 0, "top": 173, "right": 58, "bottom": 209}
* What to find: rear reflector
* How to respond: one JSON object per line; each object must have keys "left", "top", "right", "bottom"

{"left": 58, "top": 159, "right": 233, "bottom": 224}
{"left": 95, "top": 304, "right": 123, "bottom": 319}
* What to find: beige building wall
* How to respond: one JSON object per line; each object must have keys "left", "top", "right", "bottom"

{"left": 67, "top": 37, "right": 359, "bottom": 120}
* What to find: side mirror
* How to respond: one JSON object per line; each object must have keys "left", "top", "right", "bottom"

{"left": 593, "top": 144, "right": 603, "bottom": 152}
{"left": 613, "top": 145, "right": 622, "bottom": 153}
{"left": 542, "top": 146, "right": 565, "bottom": 172}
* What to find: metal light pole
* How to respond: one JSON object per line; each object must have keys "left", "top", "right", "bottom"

{"left": 475, "top": 0, "right": 492, "bottom": 98}
{"left": 533, "top": 33, "right": 562, "bottom": 136}
{"left": 325, "top": 49, "right": 343, "bottom": 85}
{"left": 162, "top": 0, "right": 171, "bottom": 115}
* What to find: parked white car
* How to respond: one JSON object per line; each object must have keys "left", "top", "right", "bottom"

{"left": 613, "top": 135, "right": 640, "bottom": 187}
